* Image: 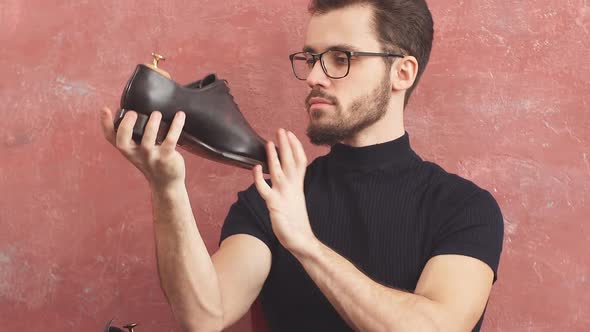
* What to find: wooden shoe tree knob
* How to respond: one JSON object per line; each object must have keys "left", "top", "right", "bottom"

{"left": 144, "top": 52, "right": 171, "bottom": 78}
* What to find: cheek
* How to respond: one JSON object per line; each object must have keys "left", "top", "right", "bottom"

{"left": 348, "top": 61, "right": 389, "bottom": 90}
{"left": 333, "top": 84, "right": 367, "bottom": 113}
{"left": 332, "top": 80, "right": 357, "bottom": 106}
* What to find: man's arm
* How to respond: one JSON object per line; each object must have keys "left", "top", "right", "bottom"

{"left": 293, "top": 240, "right": 493, "bottom": 332}
{"left": 152, "top": 183, "right": 271, "bottom": 332}
{"left": 212, "top": 234, "right": 272, "bottom": 328}
{"left": 100, "top": 106, "right": 271, "bottom": 332}
{"left": 152, "top": 183, "right": 223, "bottom": 331}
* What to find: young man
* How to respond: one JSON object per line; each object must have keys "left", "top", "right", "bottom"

{"left": 100, "top": 1, "right": 504, "bottom": 331}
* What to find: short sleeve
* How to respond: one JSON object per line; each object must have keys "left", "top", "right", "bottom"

{"left": 430, "top": 190, "right": 504, "bottom": 282}
{"left": 219, "top": 182, "right": 277, "bottom": 252}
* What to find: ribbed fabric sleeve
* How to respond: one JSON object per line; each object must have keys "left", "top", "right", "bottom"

{"left": 430, "top": 189, "right": 504, "bottom": 281}
{"left": 220, "top": 180, "right": 277, "bottom": 252}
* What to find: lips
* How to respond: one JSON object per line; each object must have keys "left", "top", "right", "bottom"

{"left": 305, "top": 91, "right": 337, "bottom": 113}
{"left": 309, "top": 97, "right": 333, "bottom": 106}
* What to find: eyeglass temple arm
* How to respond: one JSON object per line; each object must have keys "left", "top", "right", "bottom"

{"left": 349, "top": 51, "right": 405, "bottom": 58}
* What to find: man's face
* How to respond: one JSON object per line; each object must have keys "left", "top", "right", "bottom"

{"left": 302, "top": 5, "right": 393, "bottom": 146}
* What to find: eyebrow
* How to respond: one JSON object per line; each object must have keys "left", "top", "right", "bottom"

{"left": 303, "top": 43, "right": 361, "bottom": 53}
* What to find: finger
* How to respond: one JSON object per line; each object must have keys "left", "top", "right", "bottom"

{"left": 253, "top": 165, "right": 272, "bottom": 199}
{"left": 267, "top": 141, "right": 284, "bottom": 182}
{"left": 141, "top": 111, "right": 162, "bottom": 148}
{"left": 100, "top": 107, "right": 116, "bottom": 146}
{"left": 277, "top": 128, "right": 295, "bottom": 173}
{"left": 287, "top": 131, "right": 308, "bottom": 167}
{"left": 115, "top": 110, "right": 138, "bottom": 149}
{"left": 161, "top": 111, "right": 185, "bottom": 150}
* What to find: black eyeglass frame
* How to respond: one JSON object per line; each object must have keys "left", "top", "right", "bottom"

{"left": 289, "top": 50, "right": 405, "bottom": 80}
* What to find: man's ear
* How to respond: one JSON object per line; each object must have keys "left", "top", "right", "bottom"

{"left": 390, "top": 55, "right": 418, "bottom": 92}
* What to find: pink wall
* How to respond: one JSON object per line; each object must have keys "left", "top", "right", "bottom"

{"left": 1, "top": 0, "right": 588, "bottom": 331}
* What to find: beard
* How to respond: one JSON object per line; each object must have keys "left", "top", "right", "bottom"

{"left": 305, "top": 75, "right": 392, "bottom": 147}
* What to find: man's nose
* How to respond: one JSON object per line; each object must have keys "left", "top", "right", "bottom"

{"left": 306, "top": 60, "right": 330, "bottom": 89}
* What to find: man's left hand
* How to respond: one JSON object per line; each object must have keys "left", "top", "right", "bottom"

{"left": 252, "top": 128, "right": 316, "bottom": 255}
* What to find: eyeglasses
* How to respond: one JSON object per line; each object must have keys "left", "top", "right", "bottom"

{"left": 289, "top": 50, "right": 405, "bottom": 80}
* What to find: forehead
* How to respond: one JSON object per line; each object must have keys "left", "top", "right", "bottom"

{"left": 303, "top": 4, "right": 381, "bottom": 52}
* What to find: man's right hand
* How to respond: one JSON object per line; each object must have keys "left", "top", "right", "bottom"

{"left": 100, "top": 107, "right": 187, "bottom": 189}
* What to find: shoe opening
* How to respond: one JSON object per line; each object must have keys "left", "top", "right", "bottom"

{"left": 199, "top": 74, "right": 217, "bottom": 88}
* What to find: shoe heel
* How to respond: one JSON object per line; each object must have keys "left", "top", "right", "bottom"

{"left": 114, "top": 108, "right": 149, "bottom": 143}
{"left": 114, "top": 109, "right": 171, "bottom": 144}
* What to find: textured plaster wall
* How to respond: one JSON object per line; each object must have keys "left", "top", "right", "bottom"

{"left": 0, "top": 0, "right": 588, "bottom": 331}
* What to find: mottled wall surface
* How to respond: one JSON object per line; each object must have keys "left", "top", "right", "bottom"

{"left": 1, "top": 0, "right": 588, "bottom": 331}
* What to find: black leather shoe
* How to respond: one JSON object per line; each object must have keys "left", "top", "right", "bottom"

{"left": 114, "top": 54, "right": 272, "bottom": 173}
{"left": 103, "top": 319, "right": 124, "bottom": 332}
{"left": 103, "top": 319, "right": 137, "bottom": 332}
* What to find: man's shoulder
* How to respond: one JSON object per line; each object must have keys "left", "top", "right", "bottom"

{"left": 417, "top": 159, "right": 499, "bottom": 212}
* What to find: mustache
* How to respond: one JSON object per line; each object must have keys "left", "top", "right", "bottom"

{"left": 305, "top": 89, "right": 338, "bottom": 109}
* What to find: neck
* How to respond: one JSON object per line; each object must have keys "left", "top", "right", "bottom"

{"left": 341, "top": 103, "right": 405, "bottom": 147}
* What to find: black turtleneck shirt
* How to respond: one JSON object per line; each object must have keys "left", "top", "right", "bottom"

{"left": 220, "top": 132, "right": 504, "bottom": 332}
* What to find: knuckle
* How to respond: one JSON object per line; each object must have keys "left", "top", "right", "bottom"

{"left": 158, "top": 141, "right": 171, "bottom": 151}
{"left": 160, "top": 145, "right": 176, "bottom": 155}
{"left": 139, "top": 144, "right": 152, "bottom": 154}
{"left": 153, "top": 157, "right": 168, "bottom": 169}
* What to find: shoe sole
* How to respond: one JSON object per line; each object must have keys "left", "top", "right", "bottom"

{"left": 115, "top": 109, "right": 268, "bottom": 173}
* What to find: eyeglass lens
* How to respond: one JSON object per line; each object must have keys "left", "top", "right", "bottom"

{"left": 292, "top": 50, "right": 349, "bottom": 79}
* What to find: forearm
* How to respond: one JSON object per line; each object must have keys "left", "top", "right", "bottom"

{"left": 151, "top": 182, "right": 223, "bottom": 332}
{"left": 294, "top": 240, "right": 443, "bottom": 332}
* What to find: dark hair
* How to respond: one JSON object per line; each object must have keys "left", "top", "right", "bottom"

{"left": 308, "top": 0, "right": 434, "bottom": 107}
